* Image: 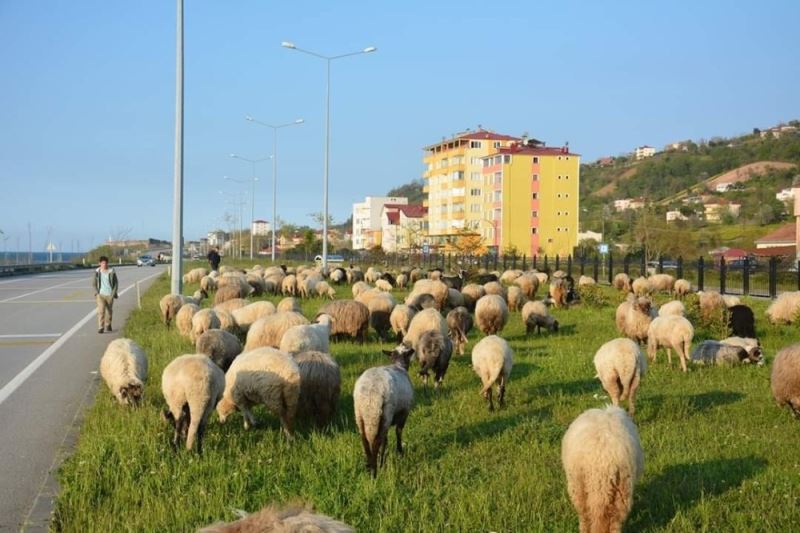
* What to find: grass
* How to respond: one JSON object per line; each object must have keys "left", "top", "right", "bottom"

{"left": 53, "top": 265, "right": 800, "bottom": 532}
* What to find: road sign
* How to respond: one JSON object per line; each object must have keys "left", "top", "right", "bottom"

{"left": 422, "top": 243, "right": 430, "bottom": 255}
{"left": 599, "top": 243, "right": 609, "bottom": 255}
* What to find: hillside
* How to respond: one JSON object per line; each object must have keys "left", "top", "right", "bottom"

{"left": 387, "top": 178, "right": 424, "bottom": 204}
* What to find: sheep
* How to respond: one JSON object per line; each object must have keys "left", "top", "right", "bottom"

{"left": 159, "top": 294, "right": 183, "bottom": 327}
{"left": 404, "top": 307, "right": 448, "bottom": 351}
{"left": 292, "top": 351, "right": 341, "bottom": 429}
{"left": 182, "top": 267, "right": 208, "bottom": 284}
{"left": 647, "top": 315, "right": 694, "bottom": 372}
{"left": 514, "top": 273, "right": 539, "bottom": 299}
{"left": 549, "top": 278, "right": 568, "bottom": 308}
{"left": 578, "top": 275, "right": 596, "bottom": 287}
{"left": 445, "top": 287, "right": 466, "bottom": 310}
{"left": 446, "top": 306, "right": 473, "bottom": 356}
{"left": 214, "top": 297, "right": 248, "bottom": 314}
{"left": 100, "top": 338, "right": 148, "bottom": 406}
{"left": 217, "top": 274, "right": 253, "bottom": 298}
{"left": 315, "top": 280, "right": 337, "bottom": 300}
{"left": 390, "top": 304, "right": 416, "bottom": 343}
{"left": 475, "top": 294, "right": 509, "bottom": 335}
{"left": 318, "top": 300, "right": 370, "bottom": 342}
{"left": 552, "top": 269, "right": 567, "bottom": 279}
{"left": 593, "top": 338, "right": 647, "bottom": 416}
{"left": 195, "top": 329, "right": 242, "bottom": 372}
{"left": 217, "top": 347, "right": 301, "bottom": 438}
{"left": 461, "top": 283, "right": 485, "bottom": 311}
{"left": 355, "top": 288, "right": 384, "bottom": 308}
{"left": 375, "top": 279, "right": 393, "bottom": 292}
{"left": 673, "top": 278, "right": 691, "bottom": 298}
{"left": 281, "top": 274, "right": 298, "bottom": 296}
{"left": 330, "top": 268, "right": 346, "bottom": 285}
{"left": 414, "top": 330, "right": 453, "bottom": 390}
{"left": 615, "top": 295, "right": 653, "bottom": 344}
{"left": 766, "top": 291, "right": 800, "bottom": 325}
{"left": 347, "top": 267, "right": 365, "bottom": 284}
{"left": 471, "top": 335, "right": 513, "bottom": 411}
{"left": 409, "top": 279, "right": 449, "bottom": 310}
{"left": 722, "top": 295, "right": 741, "bottom": 308}
{"left": 690, "top": 340, "right": 753, "bottom": 366}
{"left": 658, "top": 300, "right": 685, "bottom": 317}
{"left": 364, "top": 267, "right": 382, "bottom": 284}
{"left": 181, "top": 289, "right": 206, "bottom": 307}
{"left": 161, "top": 354, "right": 224, "bottom": 452}
{"left": 720, "top": 336, "right": 764, "bottom": 365}
{"left": 771, "top": 343, "right": 800, "bottom": 417}
{"left": 728, "top": 304, "right": 756, "bottom": 338}
{"left": 395, "top": 273, "right": 408, "bottom": 289}
{"left": 190, "top": 309, "right": 220, "bottom": 343}
{"left": 215, "top": 309, "right": 238, "bottom": 335}
{"left": 353, "top": 343, "right": 415, "bottom": 476}
{"left": 631, "top": 276, "right": 651, "bottom": 296}
{"left": 277, "top": 297, "right": 302, "bottom": 314}
{"left": 407, "top": 292, "right": 436, "bottom": 310}
{"left": 214, "top": 284, "right": 243, "bottom": 305}
{"left": 231, "top": 301, "right": 277, "bottom": 332}
{"left": 500, "top": 269, "right": 523, "bottom": 284}
{"left": 533, "top": 271, "right": 548, "bottom": 285}
{"left": 279, "top": 314, "right": 332, "bottom": 355}
{"left": 649, "top": 273, "right": 675, "bottom": 293}
{"left": 698, "top": 290, "right": 726, "bottom": 323}
{"left": 409, "top": 267, "right": 424, "bottom": 283}
{"left": 244, "top": 311, "right": 310, "bottom": 351}
{"left": 246, "top": 274, "right": 267, "bottom": 296}
{"left": 428, "top": 269, "right": 442, "bottom": 281}
{"left": 352, "top": 281, "right": 370, "bottom": 298}
{"left": 175, "top": 303, "right": 199, "bottom": 338}
{"left": 199, "top": 502, "right": 354, "bottom": 533}
{"left": 613, "top": 272, "right": 632, "bottom": 292}
{"left": 483, "top": 281, "right": 507, "bottom": 300}
{"left": 522, "top": 300, "right": 559, "bottom": 335}
{"left": 561, "top": 405, "right": 643, "bottom": 533}
{"left": 368, "top": 292, "right": 396, "bottom": 341}
{"left": 506, "top": 285, "right": 527, "bottom": 312}
{"left": 199, "top": 275, "right": 217, "bottom": 294}
{"left": 299, "top": 275, "right": 322, "bottom": 299}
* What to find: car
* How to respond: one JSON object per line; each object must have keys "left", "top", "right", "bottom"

{"left": 137, "top": 255, "right": 156, "bottom": 267}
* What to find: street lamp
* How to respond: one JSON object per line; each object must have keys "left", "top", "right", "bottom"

{"left": 219, "top": 190, "right": 248, "bottom": 259}
{"left": 230, "top": 154, "right": 269, "bottom": 260}
{"left": 282, "top": 41, "right": 376, "bottom": 271}
{"left": 245, "top": 116, "right": 304, "bottom": 262}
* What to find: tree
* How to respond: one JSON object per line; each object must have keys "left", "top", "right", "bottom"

{"left": 449, "top": 228, "right": 487, "bottom": 256}
{"left": 308, "top": 212, "right": 335, "bottom": 228}
{"left": 302, "top": 229, "right": 317, "bottom": 261}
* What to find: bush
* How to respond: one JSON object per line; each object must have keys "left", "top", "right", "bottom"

{"left": 578, "top": 284, "right": 611, "bottom": 308}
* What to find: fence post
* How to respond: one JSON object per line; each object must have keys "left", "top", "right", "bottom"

{"left": 555, "top": 255, "right": 561, "bottom": 272}
{"left": 533, "top": 255, "right": 538, "bottom": 270}
{"left": 719, "top": 256, "right": 727, "bottom": 295}
{"left": 658, "top": 256, "right": 664, "bottom": 274}
{"left": 607, "top": 252, "right": 613, "bottom": 284}
{"left": 580, "top": 255, "right": 586, "bottom": 276}
{"left": 512, "top": 254, "right": 518, "bottom": 270}
{"left": 677, "top": 256, "right": 683, "bottom": 280}
{"left": 641, "top": 254, "right": 647, "bottom": 277}
{"left": 797, "top": 260, "right": 800, "bottom": 291}
{"left": 447, "top": 253, "right": 452, "bottom": 271}
{"left": 623, "top": 255, "right": 630, "bottom": 275}
{"left": 769, "top": 257, "right": 778, "bottom": 298}
{"left": 136, "top": 281, "right": 141, "bottom": 309}
{"left": 544, "top": 255, "right": 549, "bottom": 272}
{"left": 697, "top": 257, "right": 705, "bottom": 291}
{"left": 742, "top": 257, "right": 750, "bottom": 296}
{"left": 522, "top": 255, "right": 527, "bottom": 271}
{"left": 567, "top": 255, "right": 573, "bottom": 276}
{"left": 592, "top": 255, "right": 599, "bottom": 282}
{"left": 493, "top": 253, "right": 498, "bottom": 271}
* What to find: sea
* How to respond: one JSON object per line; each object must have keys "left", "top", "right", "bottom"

{"left": 0, "top": 252, "right": 86, "bottom": 265}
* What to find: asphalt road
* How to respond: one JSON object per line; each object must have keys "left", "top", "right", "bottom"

{"left": 0, "top": 265, "right": 165, "bottom": 531}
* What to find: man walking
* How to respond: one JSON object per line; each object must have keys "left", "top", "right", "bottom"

{"left": 93, "top": 256, "right": 119, "bottom": 333}
{"left": 207, "top": 247, "right": 221, "bottom": 272}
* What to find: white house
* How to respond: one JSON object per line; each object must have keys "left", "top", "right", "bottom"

{"left": 352, "top": 196, "right": 407, "bottom": 250}
{"left": 666, "top": 210, "right": 689, "bottom": 222}
{"left": 634, "top": 145, "right": 656, "bottom": 160}
{"left": 577, "top": 230, "right": 603, "bottom": 243}
{"left": 381, "top": 204, "right": 428, "bottom": 252}
{"left": 776, "top": 188, "right": 795, "bottom": 202}
{"left": 613, "top": 197, "right": 645, "bottom": 212}
{"left": 207, "top": 230, "right": 226, "bottom": 247}
{"left": 715, "top": 182, "right": 735, "bottom": 193}
{"left": 251, "top": 220, "right": 270, "bottom": 236}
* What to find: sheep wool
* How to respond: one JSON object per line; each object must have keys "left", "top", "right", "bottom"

{"left": 231, "top": 301, "right": 277, "bottom": 332}
{"left": 390, "top": 304, "right": 417, "bottom": 343}
{"left": 279, "top": 314, "right": 332, "bottom": 356}
{"left": 658, "top": 300, "right": 685, "bottom": 317}
{"left": 673, "top": 278, "right": 691, "bottom": 297}
{"left": 593, "top": 338, "right": 646, "bottom": 415}
{"left": 100, "top": 338, "right": 148, "bottom": 406}
{"left": 319, "top": 300, "right": 371, "bottom": 342}
{"left": 475, "top": 294, "right": 509, "bottom": 336}
{"left": 631, "top": 277, "right": 652, "bottom": 296}
{"left": 647, "top": 315, "right": 694, "bottom": 372}
{"left": 471, "top": 335, "right": 513, "bottom": 411}
{"left": 195, "top": 329, "right": 242, "bottom": 372}
{"left": 615, "top": 296, "right": 652, "bottom": 344}
{"left": 244, "top": 312, "right": 310, "bottom": 351}
{"left": 367, "top": 292, "right": 396, "bottom": 341}
{"left": 649, "top": 273, "right": 675, "bottom": 293}
{"left": 159, "top": 294, "right": 183, "bottom": 327}
{"left": 460, "top": 283, "right": 486, "bottom": 311}
{"left": 416, "top": 330, "right": 453, "bottom": 390}
{"left": 766, "top": 291, "right": 800, "bottom": 325}
{"left": 315, "top": 280, "right": 336, "bottom": 299}
{"left": 446, "top": 306, "right": 473, "bottom": 356}
{"left": 506, "top": 285, "right": 527, "bottom": 312}
{"left": 720, "top": 336, "right": 763, "bottom": 365}
{"left": 771, "top": 343, "right": 800, "bottom": 417}
{"left": 613, "top": 273, "right": 632, "bottom": 292}
{"left": 294, "top": 351, "right": 341, "bottom": 428}
{"left": 277, "top": 297, "right": 302, "bottom": 314}
{"left": 198, "top": 502, "right": 354, "bottom": 533}
{"left": 404, "top": 307, "right": 448, "bottom": 351}
{"left": 175, "top": 303, "right": 199, "bottom": 338}
{"left": 514, "top": 273, "right": 540, "bottom": 299}
{"left": 190, "top": 309, "right": 220, "bottom": 343}
{"left": 214, "top": 298, "right": 248, "bottom": 314}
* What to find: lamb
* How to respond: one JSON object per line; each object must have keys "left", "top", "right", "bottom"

{"left": 414, "top": 330, "right": 453, "bottom": 390}
{"left": 647, "top": 315, "right": 694, "bottom": 372}
{"left": 720, "top": 337, "right": 764, "bottom": 365}
{"left": 175, "top": 303, "right": 199, "bottom": 338}
{"left": 631, "top": 276, "right": 651, "bottom": 296}
{"left": 190, "top": 309, "right": 220, "bottom": 343}
{"left": 658, "top": 300, "right": 685, "bottom": 317}
{"left": 159, "top": 294, "right": 184, "bottom": 327}
{"left": 698, "top": 290, "right": 726, "bottom": 323}
{"left": 390, "top": 304, "right": 417, "bottom": 343}
{"left": 315, "top": 280, "right": 337, "bottom": 300}
{"left": 318, "top": 300, "right": 370, "bottom": 342}
{"left": 460, "top": 283, "right": 485, "bottom": 311}
{"left": 728, "top": 304, "right": 756, "bottom": 338}
{"left": 561, "top": 406, "right": 643, "bottom": 533}
{"left": 352, "top": 281, "right": 370, "bottom": 298}
{"left": 244, "top": 312, "right": 310, "bottom": 351}
{"left": 649, "top": 273, "right": 675, "bottom": 293}
{"left": 522, "top": 300, "right": 559, "bottom": 335}
{"left": 446, "top": 306, "right": 473, "bottom": 356}
{"left": 353, "top": 343, "right": 415, "bottom": 476}
{"left": 294, "top": 351, "right": 341, "bottom": 428}
{"left": 195, "top": 329, "right": 242, "bottom": 372}
{"left": 368, "top": 292, "right": 396, "bottom": 341}
{"left": 615, "top": 295, "right": 653, "bottom": 344}
{"left": 471, "top": 335, "right": 513, "bottom": 411}
{"left": 613, "top": 272, "right": 632, "bottom": 292}
{"left": 281, "top": 274, "right": 298, "bottom": 296}
{"left": 578, "top": 275, "right": 596, "bottom": 287}
{"left": 279, "top": 314, "right": 332, "bottom": 355}
{"left": 766, "top": 291, "right": 800, "bottom": 325}
{"left": 217, "top": 347, "right": 301, "bottom": 438}
{"left": 506, "top": 285, "right": 527, "bottom": 312}
{"left": 199, "top": 275, "right": 217, "bottom": 294}
{"left": 514, "top": 273, "right": 539, "bottom": 299}
{"left": 593, "top": 338, "right": 646, "bottom": 415}
{"left": 199, "top": 502, "right": 354, "bottom": 533}
{"left": 100, "top": 338, "right": 148, "bottom": 406}
{"left": 549, "top": 278, "right": 568, "bottom": 308}
{"left": 375, "top": 279, "right": 393, "bottom": 292}
{"left": 161, "top": 354, "right": 225, "bottom": 452}
{"left": 231, "top": 301, "right": 277, "bottom": 332}
{"left": 404, "top": 307, "right": 448, "bottom": 351}
{"left": 475, "top": 294, "right": 509, "bottom": 335}
{"left": 673, "top": 278, "right": 691, "bottom": 298}
{"left": 214, "top": 297, "right": 248, "bottom": 314}
{"left": 690, "top": 341, "right": 753, "bottom": 366}
{"left": 277, "top": 297, "right": 302, "bottom": 313}
{"left": 771, "top": 343, "right": 800, "bottom": 417}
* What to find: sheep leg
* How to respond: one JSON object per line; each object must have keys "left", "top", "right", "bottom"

{"left": 627, "top": 373, "right": 641, "bottom": 416}
{"left": 395, "top": 411, "right": 409, "bottom": 455}
{"left": 666, "top": 347, "right": 673, "bottom": 366}
{"left": 484, "top": 386, "right": 494, "bottom": 412}
{"left": 498, "top": 376, "right": 507, "bottom": 408}
{"left": 609, "top": 376, "right": 622, "bottom": 407}
{"left": 378, "top": 430, "right": 389, "bottom": 467}
{"left": 678, "top": 341, "right": 688, "bottom": 372}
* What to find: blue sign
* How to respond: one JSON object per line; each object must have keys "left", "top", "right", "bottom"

{"left": 422, "top": 243, "right": 430, "bottom": 255}
{"left": 599, "top": 243, "right": 609, "bottom": 254}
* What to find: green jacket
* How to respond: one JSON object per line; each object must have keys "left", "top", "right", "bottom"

{"left": 94, "top": 267, "right": 119, "bottom": 298}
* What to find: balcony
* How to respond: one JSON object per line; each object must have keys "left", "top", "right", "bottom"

{"left": 423, "top": 185, "right": 430, "bottom": 193}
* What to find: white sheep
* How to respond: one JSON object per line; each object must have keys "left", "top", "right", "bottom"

{"left": 190, "top": 309, "right": 220, "bottom": 343}
{"left": 561, "top": 406, "right": 643, "bottom": 533}
{"left": 613, "top": 272, "right": 632, "bottom": 292}
{"left": 368, "top": 292, "right": 396, "bottom": 341}
{"left": 674, "top": 278, "right": 691, "bottom": 298}
{"left": 578, "top": 275, "right": 596, "bottom": 287}
{"left": 647, "top": 315, "right": 694, "bottom": 372}
{"left": 195, "top": 329, "right": 242, "bottom": 372}
{"left": 649, "top": 273, "right": 675, "bottom": 293}
{"left": 175, "top": 303, "right": 199, "bottom": 338}
{"left": 475, "top": 294, "right": 509, "bottom": 335}
{"left": 277, "top": 297, "right": 302, "bottom": 314}
{"left": 244, "top": 311, "right": 310, "bottom": 351}
{"left": 315, "top": 280, "right": 336, "bottom": 300}
{"left": 159, "top": 294, "right": 183, "bottom": 327}
{"left": 281, "top": 274, "right": 298, "bottom": 296}
{"left": 375, "top": 279, "right": 393, "bottom": 292}
{"left": 631, "top": 276, "right": 651, "bottom": 296}
{"left": 766, "top": 291, "right": 800, "bottom": 325}
{"left": 506, "top": 285, "right": 527, "bottom": 312}
{"left": 214, "top": 297, "right": 248, "bottom": 314}
{"left": 403, "top": 307, "right": 448, "bottom": 351}
{"left": 771, "top": 343, "right": 800, "bottom": 417}
{"left": 593, "top": 338, "right": 646, "bottom": 415}
{"left": 471, "top": 335, "right": 513, "bottom": 411}
{"left": 199, "top": 502, "right": 354, "bottom": 533}
{"left": 658, "top": 300, "right": 685, "bottom": 317}
{"left": 161, "top": 354, "right": 225, "bottom": 452}
{"left": 615, "top": 295, "right": 653, "bottom": 344}
{"left": 231, "top": 301, "right": 277, "bottom": 332}
{"left": 278, "top": 314, "right": 332, "bottom": 356}
{"left": 100, "top": 338, "right": 148, "bottom": 406}
{"left": 390, "top": 304, "right": 416, "bottom": 344}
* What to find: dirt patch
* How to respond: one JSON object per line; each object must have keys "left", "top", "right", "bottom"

{"left": 592, "top": 166, "right": 638, "bottom": 197}
{"left": 708, "top": 161, "right": 796, "bottom": 188}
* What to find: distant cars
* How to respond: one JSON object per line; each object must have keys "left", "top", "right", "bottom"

{"left": 137, "top": 255, "right": 156, "bottom": 267}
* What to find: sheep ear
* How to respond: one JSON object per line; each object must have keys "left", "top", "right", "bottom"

{"left": 120, "top": 387, "right": 128, "bottom": 399}
{"left": 382, "top": 350, "right": 394, "bottom": 357}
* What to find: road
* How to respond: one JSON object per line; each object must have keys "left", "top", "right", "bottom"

{"left": 0, "top": 265, "right": 165, "bottom": 531}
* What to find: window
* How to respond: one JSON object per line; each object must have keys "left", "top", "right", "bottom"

{"left": 557, "top": 193, "right": 562, "bottom": 198}
{"left": 565, "top": 211, "right": 569, "bottom": 216}
{"left": 470, "top": 204, "right": 481, "bottom": 213}
{"left": 494, "top": 172, "right": 502, "bottom": 185}
{"left": 470, "top": 171, "right": 481, "bottom": 180}
{"left": 493, "top": 208, "right": 501, "bottom": 221}
{"left": 531, "top": 228, "right": 537, "bottom": 234}
{"left": 470, "top": 157, "right": 481, "bottom": 165}
{"left": 558, "top": 175, "right": 562, "bottom": 180}
{"left": 493, "top": 141, "right": 501, "bottom": 148}
{"left": 531, "top": 210, "right": 538, "bottom": 217}
{"left": 532, "top": 192, "right": 538, "bottom": 199}
{"left": 532, "top": 174, "right": 539, "bottom": 181}
{"left": 470, "top": 141, "right": 482, "bottom": 148}
{"left": 565, "top": 193, "right": 569, "bottom": 198}
{"left": 503, "top": 154, "right": 511, "bottom": 163}
{"left": 533, "top": 157, "right": 539, "bottom": 163}
{"left": 493, "top": 190, "right": 502, "bottom": 202}
{"left": 565, "top": 175, "right": 570, "bottom": 179}
{"left": 441, "top": 158, "right": 448, "bottom": 168}
{"left": 548, "top": 238, "right": 553, "bottom": 243}
{"left": 557, "top": 211, "right": 561, "bottom": 216}
{"left": 558, "top": 156, "right": 562, "bottom": 160}
{"left": 470, "top": 188, "right": 481, "bottom": 196}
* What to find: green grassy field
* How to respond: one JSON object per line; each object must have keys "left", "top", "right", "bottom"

{"left": 53, "top": 265, "right": 800, "bottom": 532}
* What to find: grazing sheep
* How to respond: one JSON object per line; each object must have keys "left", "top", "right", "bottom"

{"left": 483, "top": 281, "right": 507, "bottom": 300}
{"left": 578, "top": 275, "right": 596, "bottom": 287}
{"left": 246, "top": 274, "right": 267, "bottom": 296}
{"left": 561, "top": 406, "right": 643, "bottom": 533}
{"left": 299, "top": 275, "right": 322, "bottom": 299}
{"left": 293, "top": 351, "right": 341, "bottom": 429}
{"left": 353, "top": 344, "right": 415, "bottom": 476}
{"left": 217, "top": 347, "right": 301, "bottom": 438}
{"left": 214, "top": 284, "right": 243, "bottom": 305}
{"left": 191, "top": 309, "right": 220, "bottom": 343}
{"left": 514, "top": 273, "right": 540, "bottom": 299}
{"left": 506, "top": 285, "right": 527, "bottom": 312}
{"left": 698, "top": 290, "right": 726, "bottom": 323}
{"left": 100, "top": 338, "right": 148, "bottom": 406}
{"left": 522, "top": 300, "right": 559, "bottom": 335}
{"left": 199, "top": 503, "right": 353, "bottom": 533}
{"left": 214, "top": 297, "right": 248, "bottom": 314}
{"left": 281, "top": 274, "right": 298, "bottom": 296}
{"left": 649, "top": 273, "right": 675, "bottom": 293}
{"left": 658, "top": 300, "right": 685, "bottom": 317}
{"left": 690, "top": 341, "right": 753, "bottom": 366}
{"left": 616, "top": 295, "right": 653, "bottom": 344}
{"left": 771, "top": 343, "right": 800, "bottom": 417}
{"left": 352, "top": 281, "right": 370, "bottom": 299}
{"left": 720, "top": 337, "right": 763, "bottom": 365}
{"left": 446, "top": 306, "right": 473, "bottom": 356}
{"left": 446, "top": 288, "right": 466, "bottom": 310}
{"left": 471, "top": 335, "right": 513, "bottom": 411}
{"left": 728, "top": 304, "right": 756, "bottom": 338}
{"left": 549, "top": 278, "right": 568, "bottom": 308}
{"left": 347, "top": 267, "right": 365, "bottom": 284}
{"left": 475, "top": 294, "right": 509, "bottom": 335}
{"left": 533, "top": 271, "right": 548, "bottom": 285}
{"left": 500, "top": 269, "right": 523, "bottom": 284}
{"left": 364, "top": 267, "right": 382, "bottom": 284}
{"left": 161, "top": 354, "right": 225, "bottom": 452}
{"left": 722, "top": 295, "right": 741, "bottom": 308}
{"left": 159, "top": 294, "right": 183, "bottom": 327}
{"left": 315, "top": 280, "right": 337, "bottom": 299}
{"left": 277, "top": 297, "right": 302, "bottom": 314}
{"left": 355, "top": 288, "right": 384, "bottom": 308}
{"left": 407, "top": 292, "right": 437, "bottom": 310}
{"left": 461, "top": 283, "right": 486, "bottom": 311}
{"left": 175, "top": 303, "right": 199, "bottom": 338}
{"left": 673, "top": 278, "right": 691, "bottom": 298}
{"left": 409, "top": 267, "right": 424, "bottom": 283}
{"left": 404, "top": 307, "right": 448, "bottom": 351}
{"left": 279, "top": 314, "right": 332, "bottom": 356}
{"left": 409, "top": 279, "right": 449, "bottom": 310}
{"left": 414, "top": 330, "right": 453, "bottom": 390}
{"left": 647, "top": 315, "right": 694, "bottom": 372}
{"left": 330, "top": 268, "right": 346, "bottom": 285}
{"left": 375, "top": 279, "right": 393, "bottom": 292}
{"left": 215, "top": 309, "right": 238, "bottom": 335}
{"left": 593, "top": 338, "right": 646, "bottom": 416}
{"left": 395, "top": 273, "right": 408, "bottom": 289}
{"left": 766, "top": 291, "right": 800, "bottom": 325}
{"left": 182, "top": 267, "right": 209, "bottom": 284}
{"left": 390, "top": 304, "right": 416, "bottom": 344}
{"left": 244, "top": 311, "right": 310, "bottom": 351}
{"left": 631, "top": 276, "right": 651, "bottom": 296}
{"left": 368, "top": 292, "right": 396, "bottom": 341}
{"left": 613, "top": 273, "right": 632, "bottom": 292}
{"left": 319, "top": 300, "right": 370, "bottom": 342}
{"left": 199, "top": 275, "right": 217, "bottom": 294}
{"left": 231, "top": 301, "right": 277, "bottom": 332}
{"left": 195, "top": 329, "right": 242, "bottom": 372}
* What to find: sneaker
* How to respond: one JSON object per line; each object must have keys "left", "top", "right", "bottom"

{"left": 105, "top": 326, "right": 112, "bottom": 333}
{"left": 98, "top": 328, "right": 104, "bottom": 334}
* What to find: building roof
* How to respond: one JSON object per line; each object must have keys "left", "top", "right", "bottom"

{"left": 423, "top": 128, "right": 520, "bottom": 150}
{"left": 253, "top": 219, "right": 268, "bottom": 223}
{"left": 751, "top": 245, "right": 797, "bottom": 257}
{"left": 492, "top": 144, "right": 579, "bottom": 157}
{"left": 384, "top": 204, "right": 427, "bottom": 225}
{"left": 755, "top": 223, "right": 796, "bottom": 244}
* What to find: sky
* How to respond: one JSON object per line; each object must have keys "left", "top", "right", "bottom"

{"left": 1, "top": 0, "right": 799, "bottom": 252}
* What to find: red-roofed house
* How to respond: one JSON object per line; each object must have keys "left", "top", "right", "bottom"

{"left": 381, "top": 204, "right": 428, "bottom": 252}
{"left": 755, "top": 223, "right": 796, "bottom": 249}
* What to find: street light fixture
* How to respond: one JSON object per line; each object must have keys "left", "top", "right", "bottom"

{"left": 282, "top": 41, "right": 376, "bottom": 271}
{"left": 230, "top": 154, "right": 269, "bottom": 260}
{"left": 245, "top": 115, "right": 304, "bottom": 262}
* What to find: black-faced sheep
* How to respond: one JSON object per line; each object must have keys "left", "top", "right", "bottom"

{"left": 100, "top": 338, "right": 148, "bottom": 406}
{"left": 561, "top": 406, "right": 643, "bottom": 533}
{"left": 446, "top": 306, "right": 473, "bottom": 356}
{"left": 521, "top": 300, "right": 559, "bottom": 335}
{"left": 475, "top": 294, "right": 509, "bottom": 336}
{"left": 728, "top": 304, "right": 756, "bottom": 338}
{"left": 647, "top": 315, "right": 694, "bottom": 372}
{"left": 318, "top": 300, "right": 370, "bottom": 342}
{"left": 195, "top": 329, "right": 242, "bottom": 372}
{"left": 244, "top": 312, "right": 310, "bottom": 351}
{"left": 353, "top": 344, "right": 415, "bottom": 476}
{"left": 461, "top": 283, "right": 486, "bottom": 311}
{"left": 414, "top": 330, "right": 453, "bottom": 390}
{"left": 471, "top": 335, "right": 513, "bottom": 411}
{"left": 771, "top": 343, "right": 800, "bottom": 417}
{"left": 294, "top": 350, "right": 341, "bottom": 428}
{"left": 198, "top": 502, "right": 354, "bottom": 533}
{"left": 593, "top": 338, "right": 646, "bottom": 416}
{"left": 404, "top": 307, "right": 448, "bottom": 351}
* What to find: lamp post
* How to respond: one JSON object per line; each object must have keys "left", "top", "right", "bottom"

{"left": 170, "top": 0, "right": 184, "bottom": 294}
{"left": 230, "top": 154, "right": 269, "bottom": 260}
{"left": 281, "top": 41, "right": 376, "bottom": 271}
{"left": 245, "top": 116, "right": 304, "bottom": 262}
{"left": 219, "top": 190, "right": 248, "bottom": 259}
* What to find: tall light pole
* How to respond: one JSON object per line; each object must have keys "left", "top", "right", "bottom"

{"left": 281, "top": 41, "right": 376, "bottom": 271}
{"left": 219, "top": 190, "right": 248, "bottom": 259}
{"left": 245, "top": 116, "right": 304, "bottom": 262}
{"left": 229, "top": 155, "right": 269, "bottom": 259}
{"left": 170, "top": 0, "right": 184, "bottom": 294}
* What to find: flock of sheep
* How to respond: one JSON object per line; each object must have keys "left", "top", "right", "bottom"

{"left": 95, "top": 262, "right": 800, "bottom": 532}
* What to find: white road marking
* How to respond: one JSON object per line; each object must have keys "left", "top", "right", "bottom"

{"left": 0, "top": 334, "right": 62, "bottom": 339}
{"left": 0, "top": 277, "right": 91, "bottom": 303}
{"left": 0, "top": 300, "right": 96, "bottom": 304}
{"left": 0, "top": 270, "right": 162, "bottom": 406}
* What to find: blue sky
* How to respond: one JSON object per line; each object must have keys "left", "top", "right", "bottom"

{"left": 1, "top": 0, "right": 798, "bottom": 252}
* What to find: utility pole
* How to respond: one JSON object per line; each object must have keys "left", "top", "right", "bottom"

{"left": 170, "top": 0, "right": 184, "bottom": 294}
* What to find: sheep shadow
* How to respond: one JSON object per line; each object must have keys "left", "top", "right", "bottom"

{"left": 511, "top": 361, "right": 539, "bottom": 380}
{"left": 530, "top": 378, "right": 598, "bottom": 398}
{"left": 627, "top": 456, "right": 768, "bottom": 531}
{"left": 641, "top": 391, "right": 745, "bottom": 422}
